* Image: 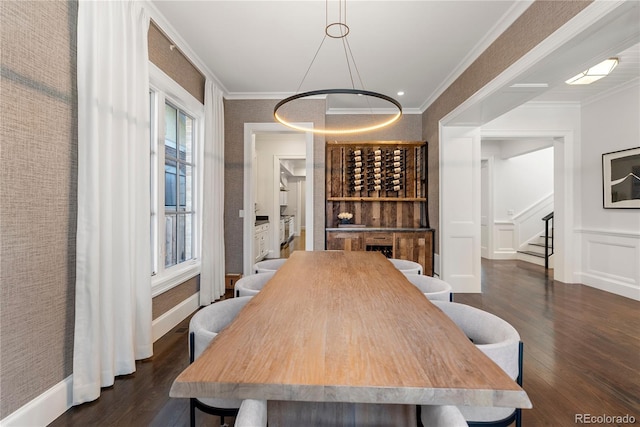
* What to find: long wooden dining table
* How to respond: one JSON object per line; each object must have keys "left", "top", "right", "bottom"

{"left": 170, "top": 251, "right": 531, "bottom": 425}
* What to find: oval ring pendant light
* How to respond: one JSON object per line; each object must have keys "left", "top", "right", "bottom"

{"left": 273, "top": 0, "right": 402, "bottom": 134}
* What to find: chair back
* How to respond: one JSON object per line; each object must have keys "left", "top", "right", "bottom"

{"left": 253, "top": 258, "right": 287, "bottom": 273}
{"left": 188, "top": 296, "right": 253, "bottom": 411}
{"left": 405, "top": 274, "right": 452, "bottom": 301}
{"left": 235, "top": 271, "right": 276, "bottom": 297}
{"left": 431, "top": 301, "right": 522, "bottom": 426}
{"left": 388, "top": 258, "right": 423, "bottom": 275}
{"left": 190, "top": 296, "right": 253, "bottom": 361}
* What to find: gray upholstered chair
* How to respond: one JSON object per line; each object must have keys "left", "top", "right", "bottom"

{"left": 188, "top": 296, "right": 253, "bottom": 427}
{"left": 388, "top": 258, "right": 423, "bottom": 275}
{"left": 405, "top": 274, "right": 453, "bottom": 301}
{"left": 431, "top": 301, "right": 523, "bottom": 427}
{"left": 253, "top": 258, "right": 287, "bottom": 273}
{"left": 234, "top": 399, "right": 268, "bottom": 427}
{"left": 420, "top": 405, "right": 468, "bottom": 426}
{"left": 234, "top": 271, "right": 276, "bottom": 297}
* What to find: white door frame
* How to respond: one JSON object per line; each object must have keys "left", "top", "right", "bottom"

{"left": 243, "top": 123, "right": 314, "bottom": 277}
{"left": 439, "top": 125, "right": 482, "bottom": 293}
{"left": 437, "top": 1, "right": 624, "bottom": 288}
{"left": 479, "top": 129, "right": 572, "bottom": 282}
{"left": 480, "top": 157, "right": 494, "bottom": 260}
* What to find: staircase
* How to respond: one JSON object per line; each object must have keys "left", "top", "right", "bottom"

{"left": 517, "top": 212, "right": 554, "bottom": 269}
{"left": 517, "top": 235, "right": 552, "bottom": 267}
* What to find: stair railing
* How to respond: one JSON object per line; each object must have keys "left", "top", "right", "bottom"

{"left": 542, "top": 212, "right": 554, "bottom": 269}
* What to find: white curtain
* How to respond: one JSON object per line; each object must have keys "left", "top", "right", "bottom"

{"left": 200, "top": 80, "right": 226, "bottom": 305}
{"left": 73, "top": 0, "right": 152, "bottom": 405}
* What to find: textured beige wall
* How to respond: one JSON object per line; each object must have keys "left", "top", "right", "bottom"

{"left": 223, "top": 99, "right": 326, "bottom": 273}
{"left": 0, "top": 3, "right": 203, "bottom": 418}
{"left": 222, "top": 103, "right": 425, "bottom": 273}
{"left": 325, "top": 113, "right": 423, "bottom": 142}
{"left": 152, "top": 277, "right": 199, "bottom": 320}
{"left": 0, "top": 0, "right": 78, "bottom": 417}
{"left": 422, "top": 0, "right": 592, "bottom": 254}
{"left": 148, "top": 21, "right": 205, "bottom": 104}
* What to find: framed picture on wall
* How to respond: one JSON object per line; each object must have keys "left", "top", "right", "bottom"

{"left": 602, "top": 147, "right": 640, "bottom": 208}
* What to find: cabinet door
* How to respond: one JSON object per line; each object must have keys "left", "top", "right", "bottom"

{"left": 279, "top": 190, "right": 288, "bottom": 206}
{"left": 326, "top": 232, "right": 364, "bottom": 251}
{"left": 288, "top": 218, "right": 295, "bottom": 239}
{"left": 393, "top": 231, "right": 434, "bottom": 276}
{"left": 280, "top": 220, "right": 285, "bottom": 244}
{"left": 262, "top": 227, "right": 270, "bottom": 257}
{"left": 254, "top": 231, "right": 261, "bottom": 262}
{"left": 259, "top": 232, "right": 267, "bottom": 258}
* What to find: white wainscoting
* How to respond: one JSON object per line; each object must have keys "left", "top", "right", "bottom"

{"left": 575, "top": 228, "right": 640, "bottom": 301}
{"left": 491, "top": 221, "right": 517, "bottom": 259}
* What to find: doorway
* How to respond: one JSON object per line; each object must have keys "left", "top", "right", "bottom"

{"left": 243, "top": 123, "right": 314, "bottom": 276}
{"left": 437, "top": 0, "right": 639, "bottom": 290}
{"left": 480, "top": 138, "right": 555, "bottom": 264}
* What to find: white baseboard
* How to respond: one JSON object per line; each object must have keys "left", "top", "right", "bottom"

{"left": 0, "top": 375, "right": 73, "bottom": 427}
{"left": 152, "top": 292, "right": 200, "bottom": 342}
{"left": 491, "top": 250, "right": 517, "bottom": 260}
{"left": 575, "top": 272, "right": 640, "bottom": 301}
{"left": 1, "top": 296, "right": 200, "bottom": 427}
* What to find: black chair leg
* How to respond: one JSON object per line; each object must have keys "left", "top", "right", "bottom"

{"left": 190, "top": 399, "right": 196, "bottom": 427}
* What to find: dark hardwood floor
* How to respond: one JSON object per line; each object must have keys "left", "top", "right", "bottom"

{"left": 279, "top": 229, "right": 305, "bottom": 258}
{"left": 49, "top": 259, "right": 639, "bottom": 426}
{"left": 455, "top": 260, "right": 639, "bottom": 426}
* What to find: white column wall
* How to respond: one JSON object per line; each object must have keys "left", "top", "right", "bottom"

{"left": 440, "top": 126, "right": 482, "bottom": 293}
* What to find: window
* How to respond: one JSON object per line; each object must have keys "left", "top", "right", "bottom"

{"left": 163, "top": 103, "right": 195, "bottom": 268}
{"left": 149, "top": 65, "right": 204, "bottom": 294}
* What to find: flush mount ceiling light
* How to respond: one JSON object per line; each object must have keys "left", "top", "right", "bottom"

{"left": 565, "top": 57, "right": 619, "bottom": 85}
{"left": 274, "top": 0, "right": 402, "bottom": 135}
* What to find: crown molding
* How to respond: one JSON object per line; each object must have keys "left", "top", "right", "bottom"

{"left": 521, "top": 101, "right": 581, "bottom": 109}
{"left": 419, "top": 0, "right": 535, "bottom": 112}
{"left": 225, "top": 91, "right": 325, "bottom": 100}
{"left": 143, "top": 0, "right": 228, "bottom": 95}
{"left": 224, "top": 93, "right": 422, "bottom": 114}
{"left": 326, "top": 107, "right": 422, "bottom": 115}
{"left": 582, "top": 76, "right": 640, "bottom": 107}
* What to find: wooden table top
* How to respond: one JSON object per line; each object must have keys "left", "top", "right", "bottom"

{"left": 170, "top": 251, "right": 531, "bottom": 408}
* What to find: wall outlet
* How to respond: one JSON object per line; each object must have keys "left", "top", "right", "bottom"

{"left": 507, "top": 209, "right": 514, "bottom": 216}
{"left": 239, "top": 209, "right": 245, "bottom": 217}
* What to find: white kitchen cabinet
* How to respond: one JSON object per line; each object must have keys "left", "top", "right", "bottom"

{"left": 279, "top": 189, "right": 288, "bottom": 206}
{"left": 288, "top": 216, "right": 295, "bottom": 241}
{"left": 279, "top": 219, "right": 285, "bottom": 244}
{"left": 254, "top": 223, "right": 270, "bottom": 262}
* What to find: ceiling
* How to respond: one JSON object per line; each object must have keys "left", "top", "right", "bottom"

{"left": 150, "top": 1, "right": 640, "bottom": 115}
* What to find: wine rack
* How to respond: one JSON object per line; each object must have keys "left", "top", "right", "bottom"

{"left": 326, "top": 141, "right": 428, "bottom": 229}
